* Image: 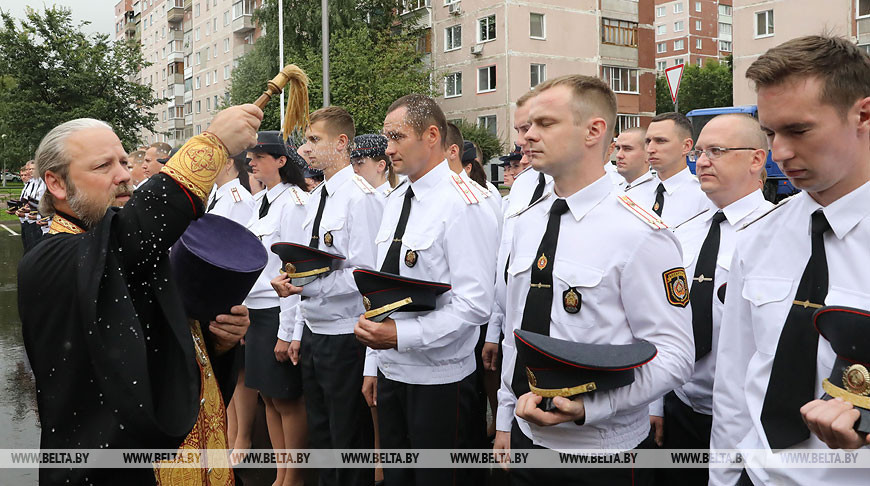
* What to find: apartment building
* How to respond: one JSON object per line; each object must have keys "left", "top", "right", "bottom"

{"left": 113, "top": 0, "right": 261, "bottom": 147}
{"left": 731, "top": 0, "right": 859, "bottom": 105}
{"left": 404, "top": 0, "right": 655, "bottom": 152}
{"left": 653, "top": 0, "right": 732, "bottom": 72}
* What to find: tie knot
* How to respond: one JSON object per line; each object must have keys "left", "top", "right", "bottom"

{"left": 712, "top": 210, "right": 727, "bottom": 225}
{"left": 656, "top": 182, "right": 666, "bottom": 195}
{"left": 811, "top": 209, "right": 830, "bottom": 235}
{"left": 550, "top": 198, "right": 569, "bottom": 216}
{"left": 321, "top": 186, "right": 329, "bottom": 198}
{"left": 405, "top": 186, "right": 415, "bottom": 200}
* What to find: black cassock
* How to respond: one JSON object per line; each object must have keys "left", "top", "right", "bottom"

{"left": 18, "top": 174, "right": 238, "bottom": 485}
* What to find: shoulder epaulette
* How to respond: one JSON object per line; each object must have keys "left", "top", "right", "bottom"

{"left": 625, "top": 176, "right": 653, "bottom": 192}
{"left": 230, "top": 186, "right": 242, "bottom": 203}
{"left": 288, "top": 186, "right": 306, "bottom": 205}
{"left": 449, "top": 172, "right": 480, "bottom": 205}
{"left": 673, "top": 208, "right": 710, "bottom": 230}
{"left": 466, "top": 178, "right": 491, "bottom": 199}
{"left": 352, "top": 174, "right": 376, "bottom": 194}
{"left": 508, "top": 191, "right": 552, "bottom": 219}
{"left": 738, "top": 194, "right": 794, "bottom": 231}
{"left": 616, "top": 194, "right": 669, "bottom": 230}
{"left": 384, "top": 178, "right": 408, "bottom": 197}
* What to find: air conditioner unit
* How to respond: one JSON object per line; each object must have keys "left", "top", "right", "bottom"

{"left": 448, "top": 2, "right": 461, "bottom": 15}
{"left": 470, "top": 43, "right": 483, "bottom": 55}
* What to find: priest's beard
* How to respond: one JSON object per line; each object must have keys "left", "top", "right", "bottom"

{"left": 66, "top": 179, "right": 133, "bottom": 228}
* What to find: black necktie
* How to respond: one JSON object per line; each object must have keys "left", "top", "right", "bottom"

{"left": 380, "top": 187, "right": 414, "bottom": 275}
{"left": 653, "top": 182, "right": 665, "bottom": 216}
{"left": 529, "top": 172, "right": 546, "bottom": 205}
{"left": 258, "top": 194, "right": 270, "bottom": 219}
{"left": 207, "top": 194, "right": 218, "bottom": 212}
{"left": 511, "top": 198, "right": 570, "bottom": 397}
{"left": 690, "top": 210, "right": 727, "bottom": 361}
{"left": 309, "top": 186, "right": 328, "bottom": 248}
{"left": 761, "top": 210, "right": 830, "bottom": 449}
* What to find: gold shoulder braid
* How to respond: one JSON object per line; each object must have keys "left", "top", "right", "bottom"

{"left": 160, "top": 132, "right": 229, "bottom": 203}
{"left": 48, "top": 214, "right": 86, "bottom": 235}
{"left": 153, "top": 321, "right": 233, "bottom": 486}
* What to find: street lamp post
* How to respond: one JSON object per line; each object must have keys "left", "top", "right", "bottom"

{"left": 322, "top": 0, "right": 329, "bottom": 107}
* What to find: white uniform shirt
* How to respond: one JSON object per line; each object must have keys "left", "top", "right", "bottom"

{"left": 206, "top": 178, "right": 255, "bottom": 226}
{"left": 243, "top": 182, "right": 308, "bottom": 309}
{"left": 669, "top": 190, "right": 772, "bottom": 416}
{"left": 377, "top": 181, "right": 391, "bottom": 196}
{"left": 278, "top": 165, "right": 384, "bottom": 340}
{"left": 488, "top": 166, "right": 554, "bottom": 343}
{"left": 458, "top": 170, "right": 503, "bottom": 236}
{"left": 18, "top": 179, "right": 34, "bottom": 224}
{"left": 498, "top": 174, "right": 694, "bottom": 451}
{"left": 621, "top": 170, "right": 655, "bottom": 193}
{"left": 364, "top": 160, "right": 497, "bottom": 385}
{"left": 711, "top": 184, "right": 870, "bottom": 486}
{"left": 630, "top": 167, "right": 708, "bottom": 226}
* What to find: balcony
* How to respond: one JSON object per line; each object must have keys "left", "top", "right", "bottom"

{"left": 168, "top": 118, "right": 186, "bottom": 130}
{"left": 184, "top": 66, "right": 193, "bottom": 79}
{"left": 185, "top": 114, "right": 194, "bottom": 126}
{"left": 125, "top": 20, "right": 136, "bottom": 35}
{"left": 233, "top": 43, "right": 254, "bottom": 59}
{"left": 167, "top": 5, "right": 184, "bottom": 23}
{"left": 170, "top": 72, "right": 184, "bottom": 85}
{"left": 232, "top": 15, "right": 254, "bottom": 34}
{"left": 168, "top": 30, "right": 184, "bottom": 42}
{"left": 184, "top": 90, "right": 193, "bottom": 103}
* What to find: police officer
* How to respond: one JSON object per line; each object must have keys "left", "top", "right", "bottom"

{"left": 206, "top": 151, "right": 255, "bottom": 224}
{"left": 615, "top": 127, "right": 653, "bottom": 191}
{"left": 712, "top": 35, "right": 870, "bottom": 486}
{"left": 273, "top": 106, "right": 384, "bottom": 486}
{"left": 354, "top": 94, "right": 497, "bottom": 486}
{"left": 494, "top": 75, "right": 693, "bottom": 485}
{"left": 634, "top": 112, "right": 708, "bottom": 225}
{"left": 651, "top": 113, "right": 772, "bottom": 485}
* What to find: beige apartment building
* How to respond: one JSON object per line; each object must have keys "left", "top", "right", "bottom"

{"left": 731, "top": 0, "right": 864, "bottom": 105}
{"left": 403, "top": 0, "right": 656, "bottom": 152}
{"left": 114, "top": 0, "right": 261, "bottom": 147}
{"left": 653, "top": 0, "right": 732, "bottom": 72}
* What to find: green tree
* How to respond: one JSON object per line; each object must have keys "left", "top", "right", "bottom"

{"left": 452, "top": 120, "right": 504, "bottom": 163}
{"left": 229, "top": 0, "right": 432, "bottom": 135}
{"left": 656, "top": 57, "right": 733, "bottom": 114}
{"left": 0, "top": 7, "right": 162, "bottom": 167}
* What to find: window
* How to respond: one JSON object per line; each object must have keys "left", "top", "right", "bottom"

{"left": 696, "top": 38, "right": 702, "bottom": 49}
{"left": 719, "top": 22, "right": 732, "bottom": 36}
{"left": 213, "top": 69, "right": 217, "bottom": 81}
{"left": 602, "top": 66, "right": 638, "bottom": 94}
{"left": 206, "top": 23, "right": 210, "bottom": 36}
{"left": 224, "top": 38, "right": 230, "bottom": 52}
{"left": 695, "top": 20, "right": 701, "bottom": 31}
{"left": 205, "top": 72, "right": 210, "bottom": 86}
{"left": 617, "top": 114, "right": 640, "bottom": 134}
{"left": 195, "top": 52, "right": 201, "bottom": 65}
{"left": 196, "top": 100, "right": 201, "bottom": 113}
{"left": 656, "top": 6, "right": 665, "bottom": 17}
{"left": 213, "top": 18, "right": 217, "bottom": 32}
{"left": 445, "top": 72, "right": 462, "bottom": 97}
{"left": 697, "top": 58, "right": 703, "bottom": 66}
{"left": 213, "top": 45, "right": 218, "bottom": 58}
{"left": 196, "top": 125, "right": 202, "bottom": 134}
{"left": 207, "top": 97, "right": 211, "bottom": 111}
{"left": 233, "top": 0, "right": 252, "bottom": 19}
{"left": 657, "top": 60, "right": 667, "bottom": 71}
{"left": 195, "top": 27, "right": 200, "bottom": 41}
{"left": 719, "top": 40, "right": 732, "bottom": 52}
{"left": 755, "top": 9, "right": 774, "bottom": 37}
{"left": 162, "top": 68, "right": 166, "bottom": 80}
{"left": 445, "top": 25, "right": 461, "bottom": 51}
{"left": 530, "top": 63, "right": 546, "bottom": 88}
{"left": 719, "top": 4, "right": 732, "bottom": 16}
{"left": 214, "top": 95, "right": 219, "bottom": 109}
{"left": 224, "top": 65, "right": 231, "bottom": 79}
{"left": 674, "top": 21, "right": 684, "bottom": 32}
{"left": 674, "top": 2, "right": 683, "bottom": 13}
{"left": 674, "top": 39, "right": 684, "bottom": 50}
{"left": 695, "top": 1, "right": 701, "bottom": 12}
{"left": 657, "top": 24, "right": 666, "bottom": 35}
{"left": 656, "top": 42, "right": 666, "bottom": 54}
{"left": 205, "top": 47, "right": 209, "bottom": 59}
{"left": 195, "top": 3, "right": 200, "bottom": 17}
{"left": 400, "top": 0, "right": 429, "bottom": 13}
{"left": 530, "top": 13, "right": 545, "bottom": 39}
{"left": 478, "top": 115, "right": 497, "bottom": 136}
{"left": 478, "top": 65, "right": 496, "bottom": 92}
{"left": 675, "top": 57, "right": 685, "bottom": 66}
{"left": 224, "top": 10, "right": 230, "bottom": 25}
{"left": 602, "top": 18, "right": 637, "bottom": 47}
{"left": 195, "top": 76, "right": 201, "bottom": 89}
{"left": 478, "top": 15, "right": 496, "bottom": 42}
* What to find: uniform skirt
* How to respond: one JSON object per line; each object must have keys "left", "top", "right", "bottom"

{"left": 244, "top": 306, "right": 303, "bottom": 400}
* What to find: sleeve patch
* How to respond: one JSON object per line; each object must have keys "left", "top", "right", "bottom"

{"left": 663, "top": 267, "right": 690, "bottom": 308}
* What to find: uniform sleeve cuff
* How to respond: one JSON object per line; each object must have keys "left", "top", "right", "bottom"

{"left": 496, "top": 405, "right": 515, "bottom": 432}
{"left": 582, "top": 393, "right": 614, "bottom": 426}
{"left": 485, "top": 321, "right": 502, "bottom": 343}
{"left": 291, "top": 321, "right": 304, "bottom": 341}
{"left": 364, "top": 353, "right": 378, "bottom": 377}
{"left": 649, "top": 397, "right": 664, "bottom": 417}
{"left": 395, "top": 318, "right": 422, "bottom": 352}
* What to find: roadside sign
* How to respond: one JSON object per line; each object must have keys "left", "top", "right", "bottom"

{"left": 665, "top": 64, "right": 685, "bottom": 105}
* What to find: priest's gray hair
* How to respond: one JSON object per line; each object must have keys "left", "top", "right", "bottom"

{"left": 34, "top": 118, "right": 113, "bottom": 215}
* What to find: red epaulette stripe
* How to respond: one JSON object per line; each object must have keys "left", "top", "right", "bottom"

{"left": 452, "top": 174, "right": 478, "bottom": 204}
{"left": 618, "top": 195, "right": 668, "bottom": 229}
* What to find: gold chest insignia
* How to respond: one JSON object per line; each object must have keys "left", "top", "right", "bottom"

{"left": 536, "top": 253, "right": 548, "bottom": 271}
{"left": 844, "top": 364, "right": 870, "bottom": 396}
{"left": 324, "top": 230, "right": 334, "bottom": 247}
{"left": 653, "top": 202, "right": 660, "bottom": 212}
{"left": 405, "top": 249, "right": 418, "bottom": 268}
{"left": 563, "top": 288, "right": 581, "bottom": 314}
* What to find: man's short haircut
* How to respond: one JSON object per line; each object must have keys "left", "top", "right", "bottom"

{"left": 149, "top": 142, "right": 171, "bottom": 156}
{"left": 516, "top": 90, "right": 536, "bottom": 108}
{"left": 710, "top": 113, "right": 768, "bottom": 150}
{"left": 309, "top": 106, "right": 356, "bottom": 141}
{"left": 650, "top": 112, "right": 692, "bottom": 140}
{"left": 618, "top": 126, "right": 647, "bottom": 140}
{"left": 386, "top": 94, "right": 448, "bottom": 150}
{"left": 532, "top": 75, "right": 618, "bottom": 140}
{"left": 746, "top": 35, "right": 870, "bottom": 118}
{"left": 445, "top": 122, "right": 463, "bottom": 150}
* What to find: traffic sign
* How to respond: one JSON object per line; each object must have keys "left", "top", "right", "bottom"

{"left": 665, "top": 64, "right": 685, "bottom": 105}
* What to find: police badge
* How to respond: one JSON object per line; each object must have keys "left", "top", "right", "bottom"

{"left": 405, "top": 249, "right": 418, "bottom": 267}
{"left": 324, "top": 230, "right": 334, "bottom": 247}
{"left": 563, "top": 288, "right": 581, "bottom": 314}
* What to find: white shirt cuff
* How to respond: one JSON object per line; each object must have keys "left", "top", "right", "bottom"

{"left": 394, "top": 317, "right": 423, "bottom": 353}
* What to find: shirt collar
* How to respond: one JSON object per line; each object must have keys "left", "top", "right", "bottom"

{"left": 409, "top": 159, "right": 449, "bottom": 201}
{"left": 720, "top": 190, "right": 767, "bottom": 227}
{"left": 324, "top": 164, "right": 354, "bottom": 196}
{"left": 659, "top": 166, "right": 694, "bottom": 195}
{"left": 563, "top": 174, "right": 613, "bottom": 222}
{"left": 625, "top": 170, "right": 654, "bottom": 189}
{"left": 811, "top": 180, "right": 870, "bottom": 240}
{"left": 266, "top": 182, "right": 290, "bottom": 201}
{"left": 215, "top": 178, "right": 241, "bottom": 197}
